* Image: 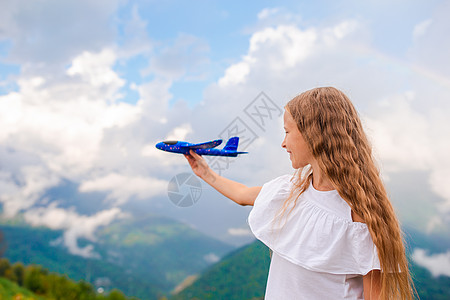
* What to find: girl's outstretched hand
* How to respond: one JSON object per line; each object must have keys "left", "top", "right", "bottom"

{"left": 184, "top": 150, "right": 211, "bottom": 179}
{"left": 184, "top": 149, "right": 260, "bottom": 206}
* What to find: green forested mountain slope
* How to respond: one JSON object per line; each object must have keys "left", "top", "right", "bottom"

{"left": 0, "top": 224, "right": 162, "bottom": 299}
{"left": 171, "top": 240, "right": 270, "bottom": 300}
{"left": 0, "top": 214, "right": 233, "bottom": 299}
{"left": 0, "top": 264, "right": 133, "bottom": 300}
{"left": 95, "top": 215, "right": 234, "bottom": 291}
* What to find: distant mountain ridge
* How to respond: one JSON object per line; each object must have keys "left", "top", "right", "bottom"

{"left": 0, "top": 214, "right": 234, "bottom": 299}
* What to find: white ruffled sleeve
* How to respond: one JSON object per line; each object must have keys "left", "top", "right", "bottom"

{"left": 248, "top": 174, "right": 381, "bottom": 275}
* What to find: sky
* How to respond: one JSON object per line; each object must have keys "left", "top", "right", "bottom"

{"left": 1, "top": 0, "right": 450, "bottom": 275}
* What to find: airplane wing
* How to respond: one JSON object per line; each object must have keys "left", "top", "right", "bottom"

{"left": 181, "top": 139, "right": 222, "bottom": 149}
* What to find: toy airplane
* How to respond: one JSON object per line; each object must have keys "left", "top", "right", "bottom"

{"left": 155, "top": 137, "right": 248, "bottom": 157}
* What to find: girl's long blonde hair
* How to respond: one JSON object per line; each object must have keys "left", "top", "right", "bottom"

{"left": 285, "top": 87, "right": 414, "bottom": 299}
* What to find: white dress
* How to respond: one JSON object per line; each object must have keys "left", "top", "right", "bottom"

{"left": 248, "top": 175, "right": 381, "bottom": 299}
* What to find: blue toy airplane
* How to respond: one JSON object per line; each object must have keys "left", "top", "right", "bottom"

{"left": 155, "top": 137, "right": 248, "bottom": 157}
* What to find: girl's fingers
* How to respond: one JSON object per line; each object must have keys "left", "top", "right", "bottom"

{"left": 184, "top": 154, "right": 195, "bottom": 166}
{"left": 190, "top": 150, "right": 202, "bottom": 160}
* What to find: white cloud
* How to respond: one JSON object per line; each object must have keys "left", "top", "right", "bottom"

{"left": 363, "top": 92, "right": 433, "bottom": 172}
{"left": 218, "top": 61, "right": 251, "bottom": 87}
{"left": 0, "top": 1, "right": 215, "bottom": 254}
{"left": 0, "top": 45, "right": 154, "bottom": 255}
{"left": 165, "top": 123, "right": 193, "bottom": 141}
{"left": 67, "top": 48, "right": 124, "bottom": 90}
{"left": 426, "top": 215, "right": 444, "bottom": 233}
{"left": 363, "top": 90, "right": 450, "bottom": 229}
{"left": 24, "top": 205, "right": 124, "bottom": 258}
{"left": 144, "top": 33, "right": 210, "bottom": 81}
{"left": 204, "top": 253, "right": 220, "bottom": 263}
{"left": 413, "top": 19, "right": 433, "bottom": 40}
{"left": 257, "top": 8, "right": 280, "bottom": 20}
{"left": 408, "top": 1, "right": 450, "bottom": 79}
{"left": 0, "top": 56, "right": 141, "bottom": 178}
{"left": 248, "top": 25, "right": 316, "bottom": 69}
{"left": 0, "top": 166, "right": 60, "bottom": 217}
{"left": 79, "top": 173, "right": 167, "bottom": 205}
{"left": 118, "top": 4, "right": 153, "bottom": 59}
{"left": 429, "top": 169, "right": 450, "bottom": 212}
{"left": 227, "top": 227, "right": 253, "bottom": 237}
{"left": 324, "top": 20, "right": 358, "bottom": 41}
{"left": 412, "top": 248, "right": 450, "bottom": 277}
{"left": 218, "top": 20, "right": 360, "bottom": 88}
{"left": 135, "top": 78, "right": 172, "bottom": 121}
{"left": 0, "top": 0, "right": 120, "bottom": 65}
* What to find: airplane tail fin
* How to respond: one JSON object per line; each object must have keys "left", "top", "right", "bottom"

{"left": 223, "top": 137, "right": 240, "bottom": 151}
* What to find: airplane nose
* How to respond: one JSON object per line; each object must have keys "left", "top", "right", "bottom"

{"left": 155, "top": 142, "right": 164, "bottom": 150}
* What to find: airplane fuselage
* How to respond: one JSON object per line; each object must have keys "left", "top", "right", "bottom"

{"left": 155, "top": 138, "right": 247, "bottom": 157}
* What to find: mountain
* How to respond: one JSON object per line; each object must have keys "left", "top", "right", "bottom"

{"left": 402, "top": 226, "right": 450, "bottom": 300}
{"left": 171, "top": 240, "right": 270, "bottom": 300}
{"left": 2, "top": 214, "right": 449, "bottom": 299}
{"left": 0, "top": 214, "right": 234, "bottom": 299}
{"left": 172, "top": 228, "right": 450, "bottom": 300}
{"left": 0, "top": 223, "right": 164, "bottom": 298}
{"left": 95, "top": 214, "right": 234, "bottom": 291}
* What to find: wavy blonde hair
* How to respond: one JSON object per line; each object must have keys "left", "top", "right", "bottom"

{"left": 283, "top": 87, "right": 414, "bottom": 299}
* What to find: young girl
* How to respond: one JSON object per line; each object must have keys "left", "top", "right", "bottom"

{"left": 184, "top": 87, "right": 414, "bottom": 299}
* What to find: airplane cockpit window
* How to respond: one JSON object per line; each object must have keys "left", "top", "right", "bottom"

{"left": 163, "top": 140, "right": 178, "bottom": 145}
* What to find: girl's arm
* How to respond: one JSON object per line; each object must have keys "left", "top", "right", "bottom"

{"left": 352, "top": 211, "right": 382, "bottom": 299}
{"left": 363, "top": 270, "right": 381, "bottom": 299}
{"left": 184, "top": 150, "right": 261, "bottom": 206}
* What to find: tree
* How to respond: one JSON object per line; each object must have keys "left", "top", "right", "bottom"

{"left": 106, "top": 289, "right": 127, "bottom": 300}
{"left": 0, "top": 257, "right": 11, "bottom": 276}
{"left": 24, "top": 265, "right": 46, "bottom": 294}
{"left": 76, "top": 280, "right": 96, "bottom": 300}
{"left": 48, "top": 274, "right": 80, "bottom": 300}
{"left": 0, "top": 230, "right": 6, "bottom": 257}
{"left": 12, "top": 262, "right": 26, "bottom": 286}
